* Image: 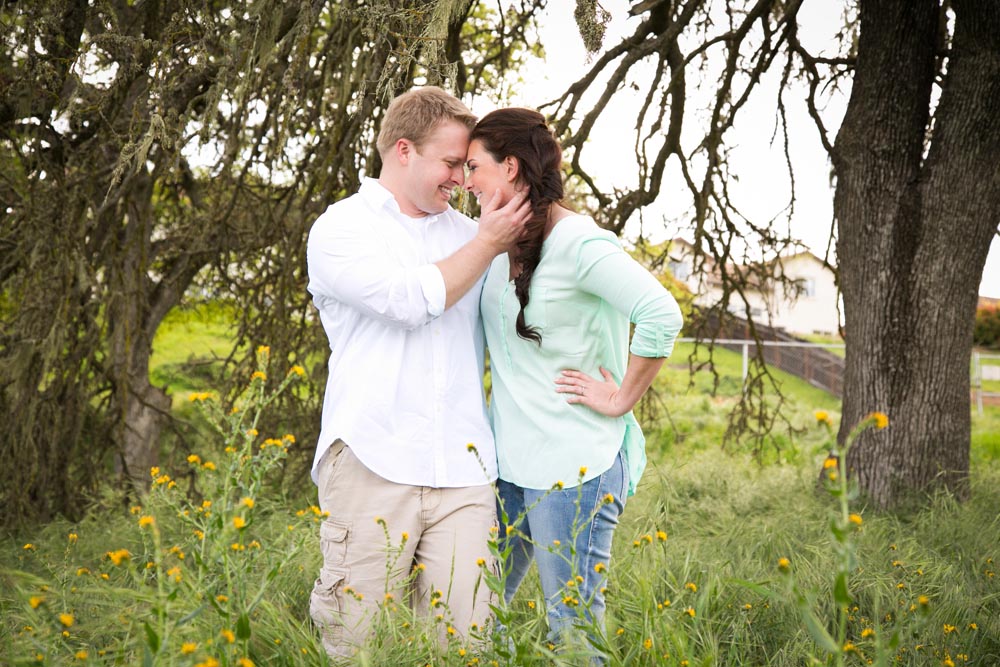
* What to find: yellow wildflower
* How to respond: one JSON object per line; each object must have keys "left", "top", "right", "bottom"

{"left": 138, "top": 515, "right": 155, "bottom": 528}
{"left": 202, "top": 461, "right": 216, "bottom": 471}
{"left": 814, "top": 410, "right": 832, "bottom": 425}
{"left": 861, "top": 628, "right": 875, "bottom": 638}
{"left": 579, "top": 466, "right": 588, "bottom": 477}
{"left": 251, "top": 371, "right": 267, "bottom": 382}
{"left": 241, "top": 497, "right": 255, "bottom": 509}
{"left": 685, "top": 582, "right": 697, "bottom": 592}
{"left": 221, "top": 629, "right": 235, "bottom": 643}
{"left": 656, "top": 530, "right": 667, "bottom": 541}
{"left": 75, "top": 650, "right": 88, "bottom": 660}
{"left": 23, "top": 543, "right": 35, "bottom": 550}
{"left": 59, "top": 613, "right": 74, "bottom": 627}
{"left": 778, "top": 557, "right": 791, "bottom": 572}
{"left": 823, "top": 456, "right": 838, "bottom": 469}
{"left": 943, "top": 624, "right": 957, "bottom": 634}
{"left": 594, "top": 562, "right": 607, "bottom": 573}
{"left": 29, "top": 596, "right": 44, "bottom": 609}
{"left": 68, "top": 533, "right": 78, "bottom": 543}
{"left": 849, "top": 513, "right": 863, "bottom": 526}
{"left": 216, "top": 595, "right": 229, "bottom": 603}
{"left": 643, "top": 638, "right": 652, "bottom": 650}
{"left": 76, "top": 568, "right": 89, "bottom": 576}
{"left": 181, "top": 643, "right": 197, "bottom": 655}
{"left": 477, "top": 558, "right": 485, "bottom": 567}
{"left": 107, "top": 549, "right": 130, "bottom": 566}
{"left": 233, "top": 517, "right": 247, "bottom": 530}
{"left": 193, "top": 530, "right": 204, "bottom": 541}
{"left": 685, "top": 607, "right": 696, "bottom": 618}
{"left": 290, "top": 365, "right": 305, "bottom": 376}
{"left": 867, "top": 411, "right": 889, "bottom": 429}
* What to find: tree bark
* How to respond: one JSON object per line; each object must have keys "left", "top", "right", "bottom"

{"left": 834, "top": 0, "right": 1000, "bottom": 508}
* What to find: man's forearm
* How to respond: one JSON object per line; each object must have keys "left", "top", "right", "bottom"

{"left": 435, "top": 236, "right": 499, "bottom": 310}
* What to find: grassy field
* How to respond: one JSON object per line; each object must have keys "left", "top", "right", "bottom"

{"left": 2, "top": 310, "right": 998, "bottom": 666}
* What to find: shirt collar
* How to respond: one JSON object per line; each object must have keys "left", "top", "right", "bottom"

{"left": 359, "top": 177, "right": 446, "bottom": 225}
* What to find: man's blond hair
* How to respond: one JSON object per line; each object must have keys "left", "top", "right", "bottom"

{"left": 376, "top": 86, "right": 477, "bottom": 157}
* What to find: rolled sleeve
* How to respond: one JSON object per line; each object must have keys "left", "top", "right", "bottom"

{"left": 576, "top": 235, "right": 683, "bottom": 358}
{"left": 307, "top": 215, "right": 440, "bottom": 330}
{"left": 416, "top": 264, "right": 446, "bottom": 318}
{"left": 628, "top": 294, "right": 684, "bottom": 358}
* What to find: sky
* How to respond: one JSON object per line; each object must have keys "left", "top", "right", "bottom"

{"left": 480, "top": 0, "right": 1000, "bottom": 299}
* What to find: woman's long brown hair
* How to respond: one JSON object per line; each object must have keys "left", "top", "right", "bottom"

{"left": 470, "top": 108, "right": 564, "bottom": 344}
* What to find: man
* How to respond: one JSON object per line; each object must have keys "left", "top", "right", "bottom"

{"left": 306, "top": 86, "right": 530, "bottom": 657}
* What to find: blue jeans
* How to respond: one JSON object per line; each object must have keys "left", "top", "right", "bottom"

{"left": 496, "top": 449, "right": 628, "bottom": 645}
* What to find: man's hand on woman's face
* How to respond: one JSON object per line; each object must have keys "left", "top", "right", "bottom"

{"left": 477, "top": 189, "right": 532, "bottom": 254}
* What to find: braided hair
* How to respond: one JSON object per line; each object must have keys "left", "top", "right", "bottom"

{"left": 470, "top": 108, "right": 564, "bottom": 344}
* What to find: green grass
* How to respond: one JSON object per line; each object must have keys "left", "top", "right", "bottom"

{"left": 799, "top": 333, "right": 847, "bottom": 358}
{"left": 2, "top": 308, "right": 999, "bottom": 666}
{"left": 150, "top": 302, "right": 241, "bottom": 409}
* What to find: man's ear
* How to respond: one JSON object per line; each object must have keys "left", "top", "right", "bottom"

{"left": 395, "top": 138, "right": 413, "bottom": 165}
{"left": 503, "top": 155, "right": 520, "bottom": 183}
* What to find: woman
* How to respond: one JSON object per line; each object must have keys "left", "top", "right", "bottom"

{"left": 464, "top": 108, "right": 683, "bottom": 650}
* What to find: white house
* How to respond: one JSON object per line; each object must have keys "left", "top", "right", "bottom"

{"left": 667, "top": 238, "right": 841, "bottom": 336}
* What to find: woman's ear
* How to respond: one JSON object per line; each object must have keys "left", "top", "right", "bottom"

{"left": 503, "top": 155, "right": 520, "bottom": 184}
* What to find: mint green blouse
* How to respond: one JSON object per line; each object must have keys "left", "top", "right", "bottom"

{"left": 480, "top": 215, "right": 683, "bottom": 495}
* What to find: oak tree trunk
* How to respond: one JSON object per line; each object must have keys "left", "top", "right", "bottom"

{"left": 833, "top": 0, "right": 1000, "bottom": 508}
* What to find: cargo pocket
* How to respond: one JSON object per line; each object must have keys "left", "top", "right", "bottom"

{"left": 319, "top": 519, "right": 350, "bottom": 567}
{"left": 309, "top": 566, "right": 347, "bottom": 636}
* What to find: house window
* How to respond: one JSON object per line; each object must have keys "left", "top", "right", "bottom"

{"left": 668, "top": 260, "right": 690, "bottom": 281}
{"left": 796, "top": 278, "right": 816, "bottom": 297}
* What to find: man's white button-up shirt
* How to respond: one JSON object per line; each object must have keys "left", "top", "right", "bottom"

{"left": 306, "top": 178, "right": 496, "bottom": 488}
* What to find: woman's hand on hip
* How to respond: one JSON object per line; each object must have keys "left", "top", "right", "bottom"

{"left": 555, "top": 367, "right": 627, "bottom": 417}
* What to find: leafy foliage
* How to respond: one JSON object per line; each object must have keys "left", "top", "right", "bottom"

{"left": 974, "top": 305, "right": 1000, "bottom": 350}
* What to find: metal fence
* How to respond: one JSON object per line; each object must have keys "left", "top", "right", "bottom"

{"left": 972, "top": 351, "right": 1000, "bottom": 415}
{"left": 677, "top": 338, "right": 846, "bottom": 396}
{"left": 679, "top": 339, "right": 998, "bottom": 410}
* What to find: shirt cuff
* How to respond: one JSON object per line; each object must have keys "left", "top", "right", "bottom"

{"left": 630, "top": 322, "right": 680, "bottom": 358}
{"left": 417, "top": 264, "right": 446, "bottom": 318}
